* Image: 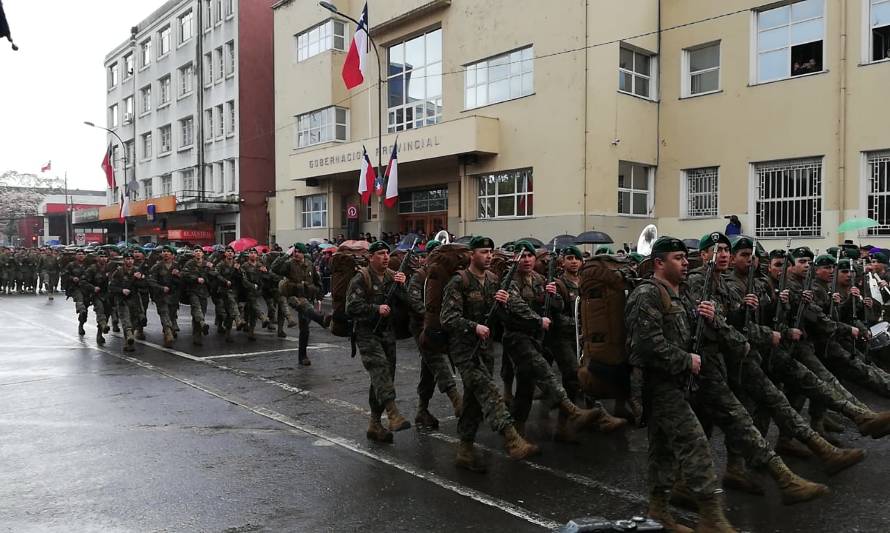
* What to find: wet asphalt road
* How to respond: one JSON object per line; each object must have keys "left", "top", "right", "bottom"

{"left": 1, "top": 295, "right": 890, "bottom": 532}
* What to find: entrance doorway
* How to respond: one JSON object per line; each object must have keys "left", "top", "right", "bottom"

{"left": 400, "top": 213, "right": 446, "bottom": 236}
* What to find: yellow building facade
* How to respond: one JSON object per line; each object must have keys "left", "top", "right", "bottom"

{"left": 272, "top": 0, "right": 890, "bottom": 250}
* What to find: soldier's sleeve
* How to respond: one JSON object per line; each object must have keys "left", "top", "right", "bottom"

{"left": 406, "top": 273, "right": 426, "bottom": 316}
{"left": 440, "top": 274, "right": 477, "bottom": 335}
{"left": 146, "top": 263, "right": 164, "bottom": 290}
{"left": 504, "top": 281, "right": 544, "bottom": 333}
{"left": 108, "top": 269, "right": 124, "bottom": 295}
{"left": 79, "top": 267, "right": 97, "bottom": 293}
{"left": 180, "top": 260, "right": 197, "bottom": 284}
{"left": 626, "top": 286, "right": 692, "bottom": 376}
{"left": 345, "top": 272, "right": 377, "bottom": 321}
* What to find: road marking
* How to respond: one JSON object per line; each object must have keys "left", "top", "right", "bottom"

{"left": 199, "top": 344, "right": 338, "bottom": 360}
{"left": 0, "top": 309, "right": 560, "bottom": 530}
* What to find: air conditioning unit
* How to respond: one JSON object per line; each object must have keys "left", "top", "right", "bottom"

{"left": 123, "top": 112, "right": 133, "bottom": 124}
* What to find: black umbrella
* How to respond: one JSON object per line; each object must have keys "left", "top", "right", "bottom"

{"left": 550, "top": 234, "right": 577, "bottom": 248}
{"left": 683, "top": 238, "right": 700, "bottom": 251}
{"left": 454, "top": 235, "right": 473, "bottom": 245}
{"left": 574, "top": 231, "right": 614, "bottom": 245}
{"left": 516, "top": 237, "right": 545, "bottom": 248}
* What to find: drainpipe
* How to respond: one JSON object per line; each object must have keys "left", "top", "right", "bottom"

{"left": 837, "top": 1, "right": 848, "bottom": 243}
{"left": 582, "top": 0, "right": 589, "bottom": 232}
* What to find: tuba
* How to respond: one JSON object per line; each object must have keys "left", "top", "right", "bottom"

{"left": 636, "top": 224, "right": 658, "bottom": 256}
{"left": 433, "top": 229, "right": 450, "bottom": 245}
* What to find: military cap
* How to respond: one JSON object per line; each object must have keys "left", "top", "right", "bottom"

{"left": 121, "top": 250, "right": 134, "bottom": 258}
{"left": 837, "top": 259, "right": 852, "bottom": 271}
{"left": 595, "top": 245, "right": 613, "bottom": 255}
{"left": 161, "top": 245, "right": 176, "bottom": 253}
{"left": 790, "top": 246, "right": 814, "bottom": 259}
{"left": 94, "top": 250, "right": 108, "bottom": 258}
{"left": 729, "top": 235, "right": 755, "bottom": 252}
{"left": 871, "top": 251, "right": 889, "bottom": 264}
{"left": 862, "top": 244, "right": 875, "bottom": 252}
{"left": 469, "top": 236, "right": 495, "bottom": 250}
{"left": 562, "top": 245, "right": 583, "bottom": 259}
{"left": 368, "top": 241, "right": 390, "bottom": 254}
{"left": 225, "top": 245, "right": 236, "bottom": 253}
{"left": 699, "top": 231, "right": 731, "bottom": 252}
{"left": 628, "top": 252, "right": 645, "bottom": 263}
{"left": 769, "top": 249, "right": 788, "bottom": 260}
{"left": 813, "top": 254, "right": 836, "bottom": 267}
{"left": 248, "top": 247, "right": 259, "bottom": 254}
{"left": 842, "top": 243, "right": 860, "bottom": 257}
{"left": 652, "top": 236, "right": 687, "bottom": 255}
{"left": 291, "top": 242, "right": 308, "bottom": 254}
{"left": 192, "top": 245, "right": 204, "bottom": 252}
{"left": 513, "top": 240, "right": 536, "bottom": 255}
{"left": 425, "top": 239, "right": 442, "bottom": 253}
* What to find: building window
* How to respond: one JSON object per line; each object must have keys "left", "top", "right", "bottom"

{"left": 123, "top": 53, "right": 134, "bottom": 79}
{"left": 204, "top": 52, "right": 213, "bottom": 86}
{"left": 215, "top": 105, "right": 224, "bottom": 138}
{"left": 140, "top": 85, "right": 151, "bottom": 114}
{"left": 159, "top": 26, "right": 171, "bottom": 57}
{"left": 867, "top": 151, "right": 890, "bottom": 235}
{"left": 161, "top": 174, "right": 173, "bottom": 195}
{"left": 203, "top": 0, "right": 212, "bottom": 29}
{"left": 179, "top": 62, "right": 194, "bottom": 96}
{"left": 871, "top": 0, "right": 890, "bottom": 61}
{"left": 477, "top": 168, "right": 533, "bottom": 219}
{"left": 108, "top": 104, "right": 119, "bottom": 128}
{"left": 159, "top": 75, "right": 172, "bottom": 105}
{"left": 204, "top": 109, "right": 213, "bottom": 141}
{"left": 226, "top": 159, "right": 236, "bottom": 192}
{"left": 225, "top": 0, "right": 234, "bottom": 18}
{"left": 218, "top": 223, "right": 236, "bottom": 244}
{"left": 465, "top": 46, "right": 533, "bottom": 109}
{"left": 180, "top": 116, "right": 194, "bottom": 148}
{"left": 142, "top": 178, "right": 153, "bottom": 199}
{"left": 214, "top": 47, "right": 224, "bottom": 82}
{"left": 683, "top": 42, "right": 720, "bottom": 97}
{"left": 755, "top": 0, "right": 824, "bottom": 83}
{"left": 108, "top": 63, "right": 118, "bottom": 89}
{"left": 141, "top": 132, "right": 152, "bottom": 160}
{"left": 124, "top": 141, "right": 134, "bottom": 167}
{"left": 618, "top": 161, "right": 653, "bottom": 216}
{"left": 301, "top": 194, "right": 328, "bottom": 228}
{"left": 141, "top": 39, "right": 152, "bottom": 67}
{"left": 123, "top": 96, "right": 134, "bottom": 123}
{"left": 683, "top": 167, "right": 719, "bottom": 218}
{"left": 182, "top": 168, "right": 195, "bottom": 192}
{"left": 619, "top": 46, "right": 655, "bottom": 99}
{"left": 226, "top": 100, "right": 235, "bottom": 136}
{"left": 755, "top": 157, "right": 823, "bottom": 237}
{"left": 387, "top": 29, "right": 442, "bottom": 132}
{"left": 296, "top": 19, "right": 347, "bottom": 62}
{"left": 225, "top": 40, "right": 235, "bottom": 76}
{"left": 159, "top": 125, "right": 172, "bottom": 154}
{"left": 214, "top": 162, "right": 224, "bottom": 193}
{"left": 295, "top": 106, "right": 348, "bottom": 148}
{"left": 179, "top": 10, "right": 194, "bottom": 44}
{"left": 214, "top": 0, "right": 222, "bottom": 24}
{"left": 399, "top": 188, "right": 448, "bottom": 214}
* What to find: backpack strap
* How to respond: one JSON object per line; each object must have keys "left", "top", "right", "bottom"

{"left": 359, "top": 267, "right": 373, "bottom": 296}
{"left": 646, "top": 277, "right": 675, "bottom": 315}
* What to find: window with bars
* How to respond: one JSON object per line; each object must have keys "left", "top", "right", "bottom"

{"left": 619, "top": 46, "right": 655, "bottom": 99}
{"left": 684, "top": 167, "right": 719, "bottom": 217}
{"left": 399, "top": 188, "right": 448, "bottom": 214}
{"left": 387, "top": 29, "right": 443, "bottom": 132}
{"left": 618, "top": 161, "right": 653, "bottom": 216}
{"left": 464, "top": 46, "right": 533, "bottom": 109}
{"left": 867, "top": 151, "right": 890, "bottom": 235}
{"left": 301, "top": 194, "right": 328, "bottom": 228}
{"left": 755, "top": 157, "right": 822, "bottom": 237}
{"left": 477, "top": 169, "right": 533, "bottom": 219}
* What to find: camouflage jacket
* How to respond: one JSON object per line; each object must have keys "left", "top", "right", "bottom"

{"left": 181, "top": 259, "right": 218, "bottom": 298}
{"left": 40, "top": 255, "right": 61, "bottom": 273}
{"left": 81, "top": 262, "right": 114, "bottom": 296}
{"left": 61, "top": 260, "right": 89, "bottom": 293}
{"left": 813, "top": 277, "right": 855, "bottom": 339}
{"left": 723, "top": 270, "right": 775, "bottom": 350}
{"left": 345, "top": 267, "right": 407, "bottom": 335}
{"left": 148, "top": 260, "right": 181, "bottom": 296}
{"left": 785, "top": 275, "right": 837, "bottom": 340}
{"left": 240, "top": 261, "right": 267, "bottom": 295}
{"left": 108, "top": 265, "right": 147, "bottom": 300}
{"left": 553, "top": 273, "right": 581, "bottom": 338}
{"left": 214, "top": 259, "right": 243, "bottom": 293}
{"left": 505, "top": 269, "right": 563, "bottom": 338}
{"left": 684, "top": 266, "right": 748, "bottom": 356}
{"left": 273, "top": 256, "right": 321, "bottom": 299}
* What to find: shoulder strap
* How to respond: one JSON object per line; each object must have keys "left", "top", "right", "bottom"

{"left": 359, "top": 267, "right": 373, "bottom": 295}
{"left": 645, "top": 277, "right": 675, "bottom": 314}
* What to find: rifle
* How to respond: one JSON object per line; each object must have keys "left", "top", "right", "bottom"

{"left": 541, "top": 247, "right": 559, "bottom": 341}
{"left": 688, "top": 251, "right": 718, "bottom": 399}
{"left": 822, "top": 249, "right": 843, "bottom": 358}
{"left": 742, "top": 238, "right": 759, "bottom": 336}
{"left": 773, "top": 252, "right": 791, "bottom": 331}
{"left": 793, "top": 255, "right": 817, "bottom": 330}
{"left": 467, "top": 252, "right": 521, "bottom": 363}
{"left": 372, "top": 238, "right": 418, "bottom": 334}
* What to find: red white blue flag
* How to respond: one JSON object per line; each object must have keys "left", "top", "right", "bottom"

{"left": 358, "top": 146, "right": 375, "bottom": 205}
{"left": 341, "top": 3, "right": 368, "bottom": 89}
{"left": 384, "top": 143, "right": 399, "bottom": 208}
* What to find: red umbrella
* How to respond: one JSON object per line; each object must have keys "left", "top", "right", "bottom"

{"left": 202, "top": 245, "right": 215, "bottom": 253}
{"left": 228, "top": 237, "right": 258, "bottom": 252}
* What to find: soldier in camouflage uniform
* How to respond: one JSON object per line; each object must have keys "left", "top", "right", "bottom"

{"left": 108, "top": 250, "right": 147, "bottom": 352}
{"left": 440, "top": 236, "right": 540, "bottom": 471}
{"left": 41, "top": 248, "right": 61, "bottom": 300}
{"left": 272, "top": 243, "right": 330, "bottom": 365}
{"left": 81, "top": 251, "right": 114, "bottom": 345}
{"left": 148, "top": 246, "right": 182, "bottom": 347}
{"left": 214, "top": 246, "right": 244, "bottom": 343}
{"left": 406, "top": 239, "right": 462, "bottom": 429}
{"left": 345, "top": 241, "right": 411, "bottom": 442}
{"left": 0, "top": 247, "right": 10, "bottom": 293}
{"left": 62, "top": 249, "right": 90, "bottom": 336}
{"left": 131, "top": 248, "right": 151, "bottom": 340}
{"left": 181, "top": 247, "right": 218, "bottom": 346}
{"left": 240, "top": 248, "right": 268, "bottom": 341}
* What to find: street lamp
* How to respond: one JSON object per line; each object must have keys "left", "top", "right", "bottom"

{"left": 318, "top": 1, "right": 385, "bottom": 240}
{"left": 84, "top": 120, "right": 129, "bottom": 244}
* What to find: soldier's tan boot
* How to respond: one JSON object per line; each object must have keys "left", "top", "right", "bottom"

{"left": 447, "top": 388, "right": 463, "bottom": 418}
{"left": 192, "top": 324, "right": 203, "bottom": 346}
{"left": 162, "top": 327, "right": 174, "bottom": 348}
{"left": 822, "top": 411, "right": 846, "bottom": 433}
{"left": 123, "top": 330, "right": 136, "bottom": 352}
{"left": 366, "top": 415, "right": 393, "bottom": 443}
{"left": 559, "top": 399, "right": 602, "bottom": 433}
{"left": 722, "top": 456, "right": 765, "bottom": 495}
{"left": 669, "top": 481, "right": 699, "bottom": 511}
{"left": 775, "top": 436, "right": 814, "bottom": 459}
{"left": 647, "top": 490, "right": 693, "bottom": 533}
{"left": 385, "top": 401, "right": 411, "bottom": 432}
{"left": 804, "top": 433, "right": 865, "bottom": 475}
{"left": 555, "top": 412, "right": 579, "bottom": 444}
{"left": 455, "top": 440, "right": 487, "bottom": 473}
{"left": 503, "top": 425, "right": 540, "bottom": 460}
{"left": 694, "top": 491, "right": 737, "bottom": 533}
{"left": 855, "top": 410, "right": 890, "bottom": 438}
{"left": 247, "top": 327, "right": 256, "bottom": 341}
{"left": 593, "top": 406, "right": 629, "bottom": 433}
{"left": 766, "top": 456, "right": 829, "bottom": 505}
{"left": 414, "top": 405, "right": 440, "bottom": 430}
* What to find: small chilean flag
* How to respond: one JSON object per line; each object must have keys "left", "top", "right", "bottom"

{"left": 101, "top": 143, "right": 116, "bottom": 189}
{"left": 40, "top": 160, "right": 51, "bottom": 173}
{"left": 358, "top": 146, "right": 375, "bottom": 205}
{"left": 341, "top": 3, "right": 369, "bottom": 89}
{"left": 119, "top": 186, "right": 130, "bottom": 222}
{"left": 384, "top": 143, "right": 399, "bottom": 208}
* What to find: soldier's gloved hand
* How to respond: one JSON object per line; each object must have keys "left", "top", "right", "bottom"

{"left": 394, "top": 272, "right": 406, "bottom": 284}
{"left": 94, "top": 287, "right": 100, "bottom": 294}
{"left": 123, "top": 288, "right": 131, "bottom": 296}
{"left": 545, "top": 282, "right": 557, "bottom": 295}
{"left": 832, "top": 292, "right": 841, "bottom": 304}
{"left": 697, "top": 301, "right": 716, "bottom": 322}
{"left": 163, "top": 286, "right": 170, "bottom": 293}
{"left": 880, "top": 280, "right": 889, "bottom": 289}
{"left": 802, "top": 290, "right": 814, "bottom": 303}
{"left": 771, "top": 331, "right": 782, "bottom": 346}
{"left": 494, "top": 290, "right": 509, "bottom": 304}
{"left": 134, "top": 272, "right": 143, "bottom": 279}
{"left": 475, "top": 324, "right": 490, "bottom": 340}
{"left": 851, "top": 327, "right": 860, "bottom": 339}
{"left": 779, "top": 289, "right": 790, "bottom": 304}
{"left": 690, "top": 353, "right": 702, "bottom": 375}
{"left": 541, "top": 317, "right": 552, "bottom": 331}
{"left": 787, "top": 328, "right": 803, "bottom": 341}
{"left": 744, "top": 294, "right": 759, "bottom": 309}
{"left": 197, "top": 277, "right": 205, "bottom": 284}
{"left": 378, "top": 304, "right": 391, "bottom": 317}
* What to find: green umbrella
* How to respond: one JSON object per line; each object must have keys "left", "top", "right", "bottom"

{"left": 838, "top": 217, "right": 879, "bottom": 233}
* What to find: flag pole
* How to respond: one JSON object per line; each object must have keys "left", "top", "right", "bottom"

{"left": 64, "top": 171, "right": 71, "bottom": 245}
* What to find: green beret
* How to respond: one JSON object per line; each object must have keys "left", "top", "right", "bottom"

{"left": 513, "top": 240, "right": 536, "bottom": 255}
{"left": 94, "top": 250, "right": 108, "bottom": 258}
{"left": 122, "top": 250, "right": 134, "bottom": 258}
{"left": 595, "top": 245, "right": 613, "bottom": 255}
{"left": 368, "top": 241, "right": 390, "bottom": 254}
{"left": 790, "top": 246, "right": 814, "bottom": 260}
{"left": 729, "top": 235, "right": 755, "bottom": 252}
{"left": 628, "top": 252, "right": 644, "bottom": 263}
{"left": 813, "top": 254, "right": 836, "bottom": 267}
{"left": 652, "top": 236, "right": 687, "bottom": 255}
{"left": 225, "top": 245, "right": 236, "bottom": 253}
{"left": 469, "top": 236, "right": 495, "bottom": 250}
{"left": 769, "top": 249, "right": 788, "bottom": 261}
{"left": 292, "top": 243, "right": 308, "bottom": 254}
{"left": 871, "top": 252, "right": 889, "bottom": 264}
{"left": 837, "top": 259, "right": 852, "bottom": 271}
{"left": 842, "top": 245, "right": 860, "bottom": 260}
{"left": 193, "top": 245, "right": 204, "bottom": 252}
{"left": 425, "top": 240, "right": 442, "bottom": 253}
{"left": 699, "top": 231, "right": 731, "bottom": 252}
{"left": 562, "top": 245, "right": 583, "bottom": 260}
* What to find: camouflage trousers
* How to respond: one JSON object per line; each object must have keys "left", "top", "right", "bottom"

{"left": 154, "top": 292, "right": 180, "bottom": 331}
{"left": 218, "top": 291, "right": 241, "bottom": 329}
{"left": 545, "top": 331, "right": 581, "bottom": 402}
{"left": 414, "top": 332, "right": 457, "bottom": 406}
{"left": 503, "top": 334, "right": 569, "bottom": 424}
{"left": 647, "top": 382, "right": 719, "bottom": 496}
{"left": 356, "top": 331, "right": 398, "bottom": 415}
{"left": 242, "top": 292, "right": 261, "bottom": 331}
{"left": 135, "top": 290, "right": 149, "bottom": 326}
{"left": 115, "top": 296, "right": 143, "bottom": 333}
{"left": 819, "top": 339, "right": 890, "bottom": 397}
{"left": 188, "top": 293, "right": 209, "bottom": 327}
{"left": 42, "top": 271, "right": 59, "bottom": 293}
{"left": 92, "top": 295, "right": 111, "bottom": 329}
{"left": 69, "top": 289, "right": 88, "bottom": 316}
{"left": 451, "top": 341, "right": 513, "bottom": 442}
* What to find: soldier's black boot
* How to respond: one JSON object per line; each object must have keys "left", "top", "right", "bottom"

{"left": 455, "top": 440, "right": 487, "bottom": 473}
{"left": 247, "top": 325, "right": 257, "bottom": 341}
{"left": 224, "top": 320, "right": 234, "bottom": 343}
{"left": 112, "top": 321, "right": 120, "bottom": 333}
{"left": 192, "top": 321, "right": 203, "bottom": 346}
{"left": 96, "top": 326, "right": 105, "bottom": 346}
{"left": 77, "top": 312, "right": 87, "bottom": 336}
{"left": 276, "top": 315, "right": 287, "bottom": 338}
{"left": 135, "top": 327, "right": 146, "bottom": 341}
{"left": 298, "top": 328, "right": 311, "bottom": 365}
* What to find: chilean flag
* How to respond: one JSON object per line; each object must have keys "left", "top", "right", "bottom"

{"left": 40, "top": 160, "right": 51, "bottom": 173}
{"left": 358, "top": 146, "right": 375, "bottom": 205}
{"left": 119, "top": 186, "right": 129, "bottom": 222}
{"left": 341, "top": 3, "right": 369, "bottom": 90}
{"left": 101, "top": 143, "right": 116, "bottom": 189}
{"left": 384, "top": 143, "right": 399, "bottom": 208}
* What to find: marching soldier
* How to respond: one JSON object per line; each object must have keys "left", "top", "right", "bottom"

{"left": 81, "top": 251, "right": 114, "bottom": 345}
{"left": 181, "top": 247, "right": 217, "bottom": 346}
{"left": 108, "top": 250, "right": 148, "bottom": 352}
{"left": 131, "top": 248, "right": 151, "bottom": 340}
{"left": 148, "top": 246, "right": 182, "bottom": 347}
{"left": 214, "top": 246, "right": 244, "bottom": 343}
{"left": 273, "top": 243, "right": 330, "bottom": 365}
{"left": 240, "top": 248, "right": 267, "bottom": 341}
{"left": 61, "top": 249, "right": 90, "bottom": 336}
{"left": 41, "top": 248, "right": 61, "bottom": 300}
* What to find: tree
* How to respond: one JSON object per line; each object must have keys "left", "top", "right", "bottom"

{"left": 0, "top": 170, "right": 64, "bottom": 245}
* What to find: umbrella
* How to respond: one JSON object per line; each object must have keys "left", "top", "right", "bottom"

{"left": 516, "top": 237, "right": 544, "bottom": 248}
{"left": 228, "top": 237, "right": 258, "bottom": 252}
{"left": 574, "top": 231, "right": 614, "bottom": 245}
{"left": 397, "top": 233, "right": 422, "bottom": 251}
{"left": 318, "top": 243, "right": 335, "bottom": 249}
{"left": 322, "top": 247, "right": 336, "bottom": 254}
{"left": 550, "top": 234, "right": 577, "bottom": 248}
{"left": 341, "top": 240, "right": 370, "bottom": 250}
{"left": 454, "top": 235, "right": 473, "bottom": 245}
{"left": 838, "top": 217, "right": 879, "bottom": 233}
{"left": 683, "top": 238, "right": 700, "bottom": 251}
{"left": 202, "top": 245, "right": 215, "bottom": 253}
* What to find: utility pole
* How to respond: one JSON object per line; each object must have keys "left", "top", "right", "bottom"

{"left": 64, "top": 171, "right": 71, "bottom": 245}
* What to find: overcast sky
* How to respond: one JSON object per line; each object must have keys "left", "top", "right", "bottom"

{"left": 0, "top": 0, "right": 158, "bottom": 190}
